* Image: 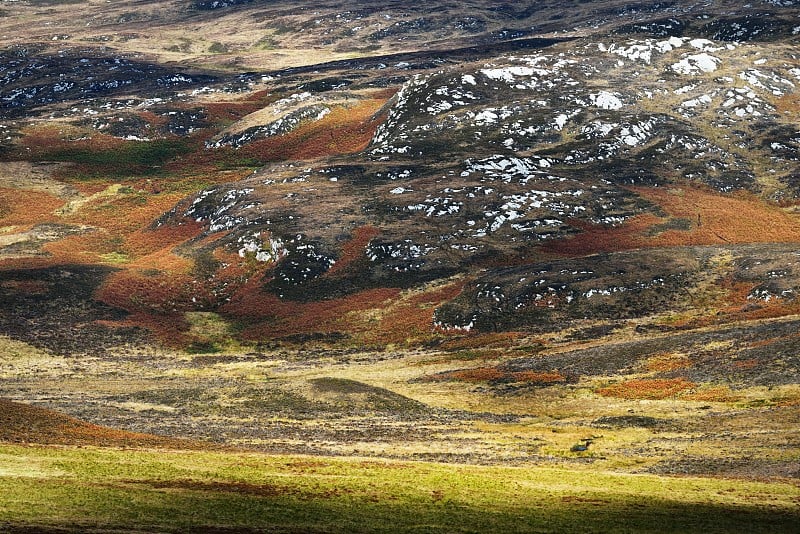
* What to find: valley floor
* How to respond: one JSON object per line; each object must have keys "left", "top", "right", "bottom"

{"left": 1, "top": 317, "right": 799, "bottom": 532}
{"left": 2, "top": 323, "right": 800, "bottom": 477}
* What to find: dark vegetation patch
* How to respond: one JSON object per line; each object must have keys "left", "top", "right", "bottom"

{"left": 613, "top": 11, "right": 800, "bottom": 42}
{"left": 593, "top": 415, "right": 670, "bottom": 429}
{"left": 421, "top": 366, "right": 576, "bottom": 394}
{"left": 368, "top": 16, "right": 488, "bottom": 42}
{"left": 435, "top": 247, "right": 702, "bottom": 332}
{"left": 277, "top": 332, "right": 349, "bottom": 345}
{"left": 117, "top": 379, "right": 430, "bottom": 421}
{"left": 263, "top": 36, "right": 571, "bottom": 79}
{"left": 646, "top": 217, "right": 693, "bottom": 236}
{"left": 565, "top": 323, "right": 622, "bottom": 341}
{"left": 111, "top": 384, "right": 331, "bottom": 420}
{"left": 0, "top": 265, "right": 147, "bottom": 354}
{"left": 297, "top": 77, "right": 355, "bottom": 93}
{"left": 436, "top": 244, "right": 800, "bottom": 334}
{"left": 613, "top": 17, "right": 686, "bottom": 37}
{"left": 0, "top": 47, "right": 216, "bottom": 118}
{"left": 700, "top": 14, "right": 800, "bottom": 42}
{"left": 192, "top": 0, "right": 255, "bottom": 10}
{"left": 78, "top": 108, "right": 211, "bottom": 139}
{"left": 649, "top": 456, "right": 800, "bottom": 478}
{"left": 26, "top": 139, "right": 192, "bottom": 178}
{"left": 22, "top": 0, "right": 83, "bottom": 5}
{"left": 500, "top": 317, "right": 800, "bottom": 387}
{"left": 309, "top": 377, "right": 430, "bottom": 415}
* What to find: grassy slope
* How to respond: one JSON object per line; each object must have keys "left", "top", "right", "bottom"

{"left": 1, "top": 2, "right": 799, "bottom": 532}
{"left": 1, "top": 443, "right": 799, "bottom": 534}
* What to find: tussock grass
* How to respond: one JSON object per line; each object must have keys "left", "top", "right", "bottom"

{"left": 0, "top": 444, "right": 798, "bottom": 533}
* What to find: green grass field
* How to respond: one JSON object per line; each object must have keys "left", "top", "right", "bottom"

{"left": 1, "top": 443, "right": 798, "bottom": 533}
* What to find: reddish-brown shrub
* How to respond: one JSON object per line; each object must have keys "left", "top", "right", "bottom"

{"left": 227, "top": 282, "right": 402, "bottom": 340}
{"left": 0, "top": 188, "right": 64, "bottom": 226}
{"left": 544, "top": 184, "right": 800, "bottom": 258}
{"left": 774, "top": 394, "right": 800, "bottom": 407}
{"left": 360, "top": 282, "right": 466, "bottom": 346}
{"left": 424, "top": 367, "right": 567, "bottom": 385}
{"left": 632, "top": 185, "right": 800, "bottom": 245}
{"left": 645, "top": 353, "right": 692, "bottom": 373}
{"left": 733, "top": 358, "right": 758, "bottom": 370}
{"left": 447, "top": 367, "right": 508, "bottom": 383}
{"left": 239, "top": 96, "right": 392, "bottom": 162}
{"left": 682, "top": 386, "right": 743, "bottom": 403}
{"left": 325, "top": 225, "right": 381, "bottom": 276}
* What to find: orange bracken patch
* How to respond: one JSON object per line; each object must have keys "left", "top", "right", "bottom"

{"left": 446, "top": 367, "right": 508, "bottom": 383}
{"left": 774, "top": 93, "right": 800, "bottom": 115}
{"left": 513, "top": 371, "right": 567, "bottom": 384}
{"left": 41, "top": 231, "right": 116, "bottom": 265}
{"left": 239, "top": 95, "right": 393, "bottom": 162}
{"left": 362, "top": 281, "right": 467, "bottom": 346}
{"left": 645, "top": 353, "right": 692, "bottom": 373}
{"left": 733, "top": 359, "right": 759, "bottom": 370}
{"left": 705, "top": 278, "right": 800, "bottom": 323}
{"left": 60, "top": 192, "right": 187, "bottom": 236}
{"left": 137, "top": 110, "right": 169, "bottom": 127}
{"left": 325, "top": 225, "right": 381, "bottom": 276}
{"left": 203, "top": 89, "right": 280, "bottom": 124}
{"left": 18, "top": 124, "right": 126, "bottom": 157}
{"left": 95, "top": 247, "right": 200, "bottom": 317}
{"left": 541, "top": 214, "right": 662, "bottom": 256}
{"left": 682, "top": 386, "right": 743, "bottom": 403}
{"left": 543, "top": 185, "right": 800, "bottom": 257}
{"left": 99, "top": 311, "right": 193, "bottom": 348}
{"left": 0, "top": 398, "right": 206, "bottom": 449}
{"left": 124, "top": 218, "right": 205, "bottom": 257}
{"left": 632, "top": 186, "right": 800, "bottom": 245}
{"left": 221, "top": 269, "right": 464, "bottom": 346}
{"left": 226, "top": 278, "right": 402, "bottom": 340}
{"left": 0, "top": 188, "right": 65, "bottom": 226}
{"left": 426, "top": 367, "right": 567, "bottom": 385}
{"left": 774, "top": 394, "right": 800, "bottom": 407}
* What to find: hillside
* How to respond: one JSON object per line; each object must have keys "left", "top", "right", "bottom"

{"left": 0, "top": 0, "right": 798, "bottom": 349}
{"left": 0, "top": 0, "right": 799, "bottom": 532}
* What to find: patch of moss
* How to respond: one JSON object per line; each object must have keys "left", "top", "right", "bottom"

{"left": 36, "top": 140, "right": 191, "bottom": 179}
{"left": 208, "top": 42, "right": 230, "bottom": 54}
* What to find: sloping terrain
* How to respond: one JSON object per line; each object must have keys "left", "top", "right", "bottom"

{"left": 143, "top": 27, "right": 800, "bottom": 342}
{"left": 0, "top": 398, "right": 208, "bottom": 449}
{"left": 1, "top": 1, "right": 800, "bottom": 532}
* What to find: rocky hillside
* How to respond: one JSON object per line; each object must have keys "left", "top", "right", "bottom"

{"left": 156, "top": 25, "right": 800, "bottom": 338}
{"left": 0, "top": 0, "right": 799, "bottom": 349}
